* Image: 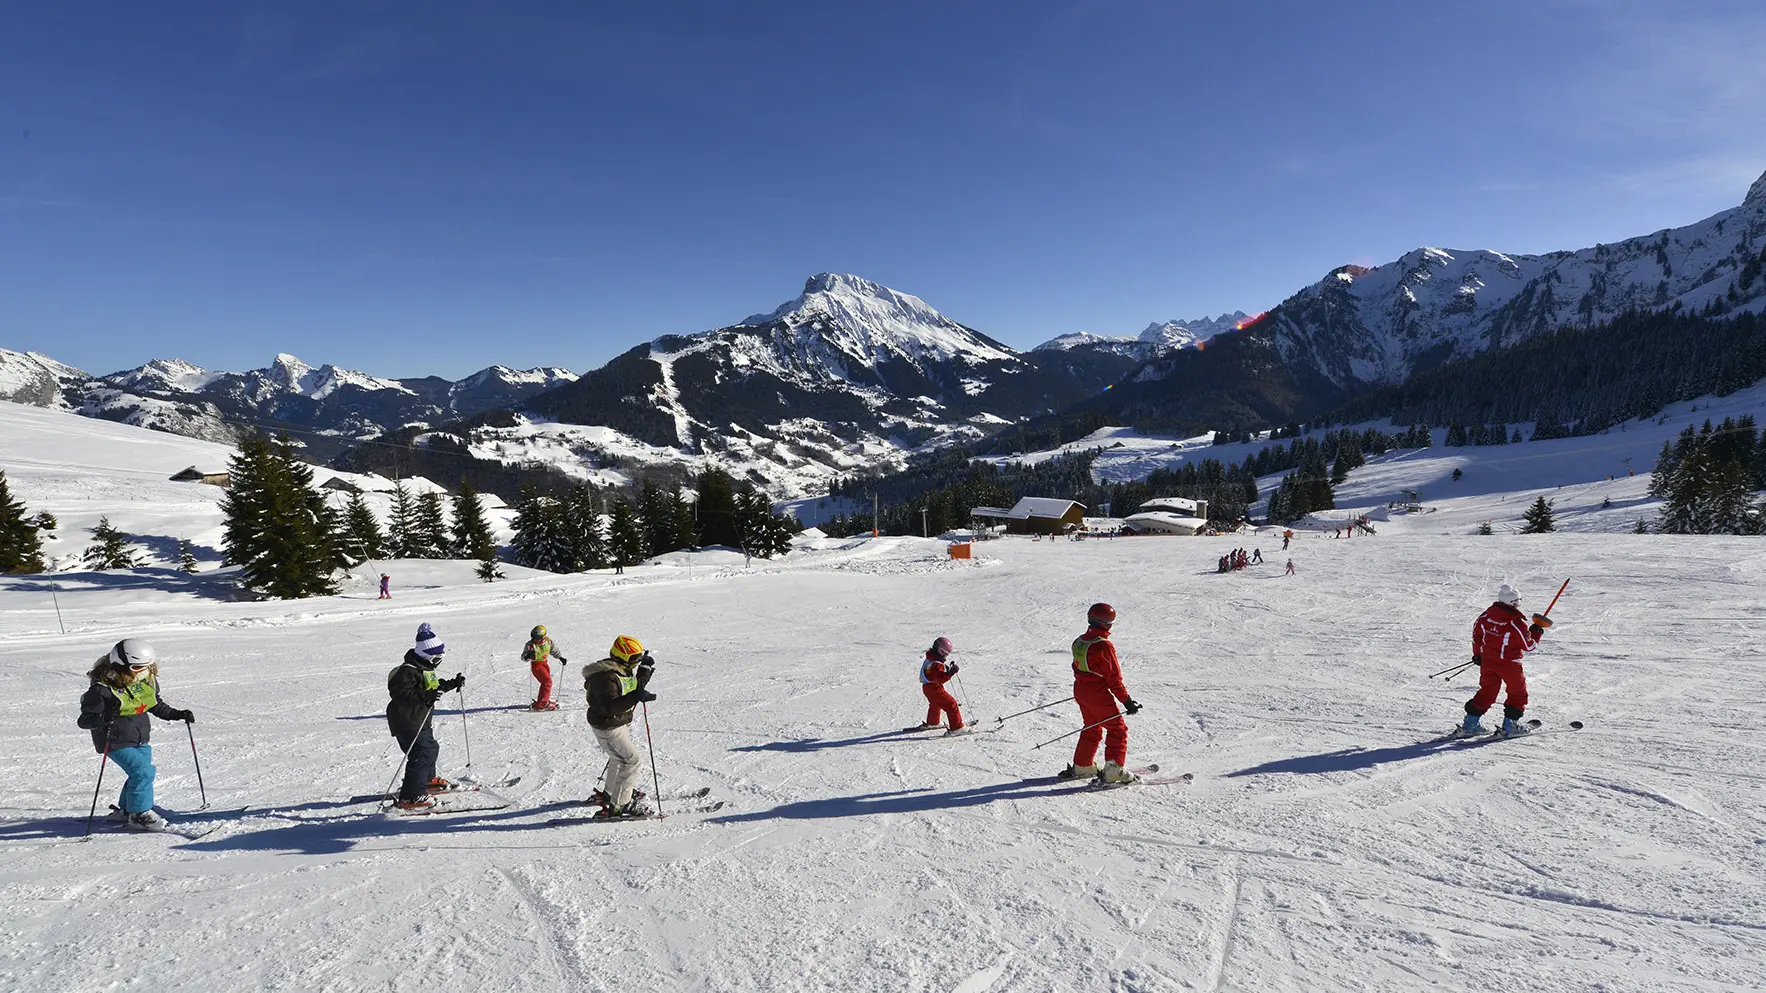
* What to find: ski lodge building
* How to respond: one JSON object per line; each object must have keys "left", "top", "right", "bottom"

{"left": 1122, "top": 496, "right": 1209, "bottom": 536}
{"left": 168, "top": 466, "right": 231, "bottom": 488}
{"left": 969, "top": 497, "right": 1086, "bottom": 536}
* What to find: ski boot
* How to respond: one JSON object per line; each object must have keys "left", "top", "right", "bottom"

{"left": 1057, "top": 763, "right": 1100, "bottom": 781}
{"left": 593, "top": 800, "right": 653, "bottom": 820}
{"left": 1099, "top": 762, "right": 1140, "bottom": 785}
{"left": 424, "top": 777, "right": 454, "bottom": 794}
{"left": 127, "top": 810, "right": 170, "bottom": 832}
{"left": 907, "top": 722, "right": 942, "bottom": 731}
{"left": 531, "top": 700, "right": 560, "bottom": 712}
{"left": 1499, "top": 717, "right": 1529, "bottom": 737}
{"left": 106, "top": 805, "right": 130, "bottom": 825}
{"left": 1452, "top": 713, "right": 1486, "bottom": 738}
{"left": 588, "top": 788, "right": 646, "bottom": 810}
{"left": 393, "top": 796, "right": 436, "bottom": 812}
{"left": 943, "top": 725, "right": 974, "bottom": 737}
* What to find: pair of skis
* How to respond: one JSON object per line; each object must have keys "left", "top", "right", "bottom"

{"left": 547, "top": 786, "right": 725, "bottom": 826}
{"left": 1437, "top": 719, "right": 1585, "bottom": 745}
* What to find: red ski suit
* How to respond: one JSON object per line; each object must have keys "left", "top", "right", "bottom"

{"left": 920, "top": 653, "right": 963, "bottom": 730}
{"left": 1072, "top": 626, "right": 1131, "bottom": 767}
{"left": 523, "top": 637, "right": 560, "bottom": 707}
{"left": 1468, "top": 601, "right": 1538, "bottom": 718}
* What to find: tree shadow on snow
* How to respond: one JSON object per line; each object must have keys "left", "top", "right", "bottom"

{"left": 709, "top": 779, "right": 1094, "bottom": 824}
{"left": 1223, "top": 739, "right": 1461, "bottom": 778}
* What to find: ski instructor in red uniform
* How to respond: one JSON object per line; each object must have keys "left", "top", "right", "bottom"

{"left": 1060, "top": 602, "right": 1143, "bottom": 784}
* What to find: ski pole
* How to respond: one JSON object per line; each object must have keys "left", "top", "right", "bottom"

{"left": 49, "top": 583, "right": 66, "bottom": 635}
{"left": 641, "top": 702, "right": 664, "bottom": 820}
{"left": 1441, "top": 662, "right": 1478, "bottom": 683}
{"left": 185, "top": 722, "right": 209, "bottom": 810}
{"left": 1533, "top": 577, "right": 1570, "bottom": 629}
{"left": 457, "top": 684, "right": 473, "bottom": 776}
{"left": 1430, "top": 659, "right": 1478, "bottom": 679}
{"left": 954, "top": 672, "right": 970, "bottom": 710}
{"left": 1031, "top": 711, "right": 1123, "bottom": 751}
{"left": 379, "top": 702, "right": 436, "bottom": 803}
{"left": 994, "top": 696, "right": 1075, "bottom": 727}
{"left": 83, "top": 734, "right": 113, "bottom": 839}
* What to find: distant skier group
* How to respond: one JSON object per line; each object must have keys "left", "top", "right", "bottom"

{"left": 74, "top": 583, "right": 1552, "bottom": 831}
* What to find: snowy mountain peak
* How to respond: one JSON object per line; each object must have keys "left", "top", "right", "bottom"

{"left": 457, "top": 365, "right": 579, "bottom": 390}
{"left": 1139, "top": 313, "right": 1250, "bottom": 347}
{"left": 738, "top": 272, "right": 1016, "bottom": 366}
{"left": 1747, "top": 168, "right": 1766, "bottom": 208}
{"left": 108, "top": 358, "right": 220, "bottom": 393}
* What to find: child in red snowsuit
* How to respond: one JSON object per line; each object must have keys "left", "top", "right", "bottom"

{"left": 1062, "top": 603, "right": 1141, "bottom": 783}
{"left": 522, "top": 625, "right": 567, "bottom": 711}
{"left": 1459, "top": 584, "right": 1543, "bottom": 736}
{"left": 915, "top": 637, "right": 964, "bottom": 734}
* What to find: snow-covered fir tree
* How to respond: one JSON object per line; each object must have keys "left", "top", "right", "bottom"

{"left": 0, "top": 470, "right": 49, "bottom": 574}
{"left": 177, "top": 539, "right": 199, "bottom": 573}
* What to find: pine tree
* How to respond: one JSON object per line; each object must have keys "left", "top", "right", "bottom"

{"left": 177, "top": 539, "right": 199, "bottom": 573}
{"left": 83, "top": 517, "right": 143, "bottom": 570}
{"left": 0, "top": 470, "right": 49, "bottom": 574}
{"left": 1632, "top": 518, "right": 1649, "bottom": 534}
{"left": 638, "top": 479, "right": 677, "bottom": 558}
{"left": 565, "top": 485, "right": 609, "bottom": 570}
{"left": 673, "top": 487, "right": 699, "bottom": 550}
{"left": 1476, "top": 521, "right": 1493, "bottom": 535}
{"left": 219, "top": 434, "right": 340, "bottom": 598}
{"left": 476, "top": 555, "right": 505, "bottom": 583}
{"left": 695, "top": 469, "right": 741, "bottom": 547}
{"left": 1520, "top": 495, "right": 1556, "bottom": 533}
{"left": 509, "top": 486, "right": 551, "bottom": 570}
{"left": 732, "top": 490, "right": 797, "bottom": 560}
{"left": 342, "top": 493, "right": 385, "bottom": 561}
{"left": 609, "top": 499, "right": 646, "bottom": 568}
{"left": 386, "top": 484, "right": 416, "bottom": 558}
{"left": 451, "top": 481, "right": 498, "bottom": 562}
{"left": 409, "top": 492, "right": 450, "bottom": 558}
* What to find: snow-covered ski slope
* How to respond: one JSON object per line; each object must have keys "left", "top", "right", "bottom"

{"left": 3, "top": 520, "right": 1763, "bottom": 991}
{"left": 980, "top": 381, "right": 1766, "bottom": 533}
{"left": 0, "top": 400, "right": 505, "bottom": 572}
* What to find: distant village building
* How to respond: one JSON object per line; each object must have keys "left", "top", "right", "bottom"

{"left": 970, "top": 497, "right": 1086, "bottom": 536}
{"left": 320, "top": 477, "right": 364, "bottom": 494}
{"left": 1122, "top": 496, "right": 1209, "bottom": 536}
{"left": 168, "top": 466, "right": 230, "bottom": 488}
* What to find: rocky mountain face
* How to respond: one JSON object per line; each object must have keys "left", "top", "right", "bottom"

{"left": 1261, "top": 169, "right": 1766, "bottom": 388}
{"left": 527, "top": 272, "right": 1137, "bottom": 462}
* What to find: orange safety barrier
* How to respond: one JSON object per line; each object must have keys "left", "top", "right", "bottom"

{"left": 948, "top": 543, "right": 972, "bottom": 560}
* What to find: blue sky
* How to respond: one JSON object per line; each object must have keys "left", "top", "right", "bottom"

{"left": 3, "top": 1, "right": 1764, "bottom": 379}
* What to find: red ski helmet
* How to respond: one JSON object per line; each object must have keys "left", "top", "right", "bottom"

{"left": 1087, "top": 602, "right": 1117, "bottom": 628}
{"left": 930, "top": 637, "right": 953, "bottom": 660}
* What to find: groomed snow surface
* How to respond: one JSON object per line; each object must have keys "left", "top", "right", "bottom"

{"left": 2, "top": 523, "right": 1763, "bottom": 992}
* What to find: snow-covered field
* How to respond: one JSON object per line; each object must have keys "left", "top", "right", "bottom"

{"left": 4, "top": 399, "right": 1766, "bottom": 993}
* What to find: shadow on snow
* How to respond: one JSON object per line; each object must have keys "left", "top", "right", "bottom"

{"left": 1222, "top": 738, "right": 1459, "bottom": 778}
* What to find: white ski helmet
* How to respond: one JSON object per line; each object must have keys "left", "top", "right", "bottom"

{"left": 109, "top": 638, "right": 159, "bottom": 670}
{"left": 1495, "top": 584, "right": 1520, "bottom": 606}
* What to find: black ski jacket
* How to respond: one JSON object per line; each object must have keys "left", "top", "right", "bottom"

{"left": 387, "top": 651, "right": 445, "bottom": 739}
{"left": 77, "top": 662, "right": 182, "bottom": 754}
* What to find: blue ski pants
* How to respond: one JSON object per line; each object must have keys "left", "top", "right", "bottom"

{"left": 109, "top": 745, "right": 157, "bottom": 814}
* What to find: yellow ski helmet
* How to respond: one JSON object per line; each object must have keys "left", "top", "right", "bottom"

{"left": 610, "top": 635, "right": 645, "bottom": 663}
{"left": 531, "top": 625, "right": 547, "bottom": 640}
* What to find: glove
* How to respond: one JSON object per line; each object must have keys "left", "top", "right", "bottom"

{"left": 945, "top": 663, "right": 960, "bottom": 676}
{"left": 173, "top": 709, "right": 196, "bottom": 724}
{"left": 1124, "top": 699, "right": 1142, "bottom": 716}
{"left": 628, "top": 688, "right": 658, "bottom": 704}
{"left": 1471, "top": 654, "right": 1483, "bottom": 667}
{"left": 439, "top": 674, "right": 465, "bottom": 693}
{"left": 1529, "top": 624, "right": 1544, "bottom": 639}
